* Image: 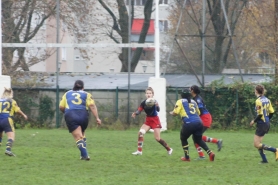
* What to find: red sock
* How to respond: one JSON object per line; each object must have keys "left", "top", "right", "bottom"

{"left": 202, "top": 135, "right": 218, "bottom": 143}
{"left": 137, "top": 136, "right": 144, "bottom": 152}
{"left": 195, "top": 143, "right": 205, "bottom": 157}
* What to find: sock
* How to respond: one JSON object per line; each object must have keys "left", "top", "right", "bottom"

{"left": 83, "top": 136, "right": 87, "bottom": 147}
{"left": 0, "top": 137, "right": 2, "bottom": 145}
{"left": 6, "top": 139, "right": 13, "bottom": 151}
{"left": 258, "top": 149, "right": 268, "bottom": 162}
{"left": 76, "top": 139, "right": 88, "bottom": 157}
{"left": 158, "top": 139, "right": 171, "bottom": 151}
{"left": 205, "top": 149, "right": 213, "bottom": 155}
{"left": 202, "top": 135, "right": 218, "bottom": 143}
{"left": 262, "top": 144, "right": 277, "bottom": 153}
{"left": 137, "top": 136, "right": 144, "bottom": 152}
{"left": 182, "top": 144, "right": 190, "bottom": 159}
{"left": 194, "top": 143, "right": 205, "bottom": 157}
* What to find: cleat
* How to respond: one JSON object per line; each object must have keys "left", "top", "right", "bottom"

{"left": 259, "top": 161, "right": 268, "bottom": 164}
{"left": 194, "top": 156, "right": 206, "bottom": 160}
{"left": 180, "top": 157, "right": 190, "bottom": 162}
{"left": 5, "top": 150, "right": 16, "bottom": 157}
{"left": 168, "top": 148, "right": 173, "bottom": 155}
{"left": 132, "top": 151, "right": 142, "bottom": 155}
{"left": 80, "top": 156, "right": 90, "bottom": 161}
{"left": 209, "top": 152, "right": 215, "bottom": 161}
{"left": 275, "top": 148, "right": 278, "bottom": 161}
{"left": 217, "top": 139, "right": 223, "bottom": 151}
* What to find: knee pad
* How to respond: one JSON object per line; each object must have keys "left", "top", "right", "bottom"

{"left": 139, "top": 129, "right": 146, "bottom": 137}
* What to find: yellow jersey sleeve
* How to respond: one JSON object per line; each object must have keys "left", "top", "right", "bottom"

{"left": 268, "top": 100, "right": 274, "bottom": 114}
{"left": 173, "top": 99, "right": 182, "bottom": 115}
{"left": 86, "top": 93, "right": 95, "bottom": 108}
{"left": 59, "top": 93, "right": 67, "bottom": 108}
{"left": 10, "top": 100, "right": 21, "bottom": 116}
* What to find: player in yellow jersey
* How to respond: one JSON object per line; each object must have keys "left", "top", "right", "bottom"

{"left": 59, "top": 80, "right": 101, "bottom": 160}
{"left": 0, "top": 87, "right": 28, "bottom": 156}
{"left": 250, "top": 84, "right": 278, "bottom": 164}
{"left": 170, "top": 88, "right": 215, "bottom": 161}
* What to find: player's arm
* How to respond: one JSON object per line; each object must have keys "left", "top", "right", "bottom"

{"left": 170, "top": 100, "right": 181, "bottom": 116}
{"left": 88, "top": 104, "right": 101, "bottom": 125}
{"left": 132, "top": 102, "right": 144, "bottom": 118}
{"left": 155, "top": 100, "right": 160, "bottom": 112}
{"left": 12, "top": 100, "right": 28, "bottom": 120}
{"left": 250, "top": 100, "right": 263, "bottom": 126}
{"left": 268, "top": 100, "right": 274, "bottom": 120}
{"left": 86, "top": 93, "right": 101, "bottom": 125}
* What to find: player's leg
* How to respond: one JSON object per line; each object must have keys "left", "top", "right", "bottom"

{"left": 153, "top": 128, "right": 172, "bottom": 155}
{"left": 132, "top": 124, "right": 150, "bottom": 155}
{"left": 201, "top": 114, "right": 223, "bottom": 151}
{"left": 193, "top": 123, "right": 215, "bottom": 161}
{"left": 3, "top": 118, "right": 16, "bottom": 156}
{"left": 72, "top": 126, "right": 89, "bottom": 160}
{"left": 193, "top": 125, "right": 206, "bottom": 159}
{"left": 0, "top": 131, "right": 3, "bottom": 146}
{"left": 180, "top": 125, "right": 192, "bottom": 161}
{"left": 253, "top": 134, "right": 268, "bottom": 163}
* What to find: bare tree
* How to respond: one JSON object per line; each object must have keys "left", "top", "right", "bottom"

{"left": 1, "top": 0, "right": 96, "bottom": 75}
{"left": 98, "top": 0, "right": 153, "bottom": 72}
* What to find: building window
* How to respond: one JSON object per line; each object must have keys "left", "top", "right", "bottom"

{"left": 126, "top": 0, "right": 146, "bottom": 6}
{"left": 61, "top": 48, "right": 67, "bottom": 61}
{"left": 159, "top": 0, "right": 168, "bottom": 5}
{"left": 159, "top": 20, "right": 168, "bottom": 32}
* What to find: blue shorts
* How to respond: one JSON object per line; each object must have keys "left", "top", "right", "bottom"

{"left": 64, "top": 110, "right": 89, "bottom": 133}
{"left": 0, "top": 118, "right": 15, "bottom": 133}
{"left": 255, "top": 122, "right": 270, "bottom": 137}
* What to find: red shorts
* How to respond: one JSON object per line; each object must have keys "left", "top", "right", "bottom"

{"left": 200, "top": 113, "right": 212, "bottom": 128}
{"left": 144, "top": 116, "right": 162, "bottom": 129}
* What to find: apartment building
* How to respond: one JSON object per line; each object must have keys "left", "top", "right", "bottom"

{"left": 28, "top": 0, "right": 173, "bottom": 74}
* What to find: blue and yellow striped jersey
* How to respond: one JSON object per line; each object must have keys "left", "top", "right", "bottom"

{"left": 173, "top": 99, "right": 201, "bottom": 124}
{"left": 0, "top": 98, "right": 21, "bottom": 119}
{"left": 59, "top": 90, "right": 95, "bottom": 112}
{"left": 255, "top": 96, "right": 274, "bottom": 124}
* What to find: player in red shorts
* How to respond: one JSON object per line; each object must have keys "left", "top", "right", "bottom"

{"left": 131, "top": 87, "right": 173, "bottom": 155}
{"left": 190, "top": 85, "right": 223, "bottom": 160}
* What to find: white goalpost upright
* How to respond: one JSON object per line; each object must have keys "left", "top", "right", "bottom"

{"left": 148, "top": 0, "right": 167, "bottom": 131}
{"left": 0, "top": 2, "right": 11, "bottom": 96}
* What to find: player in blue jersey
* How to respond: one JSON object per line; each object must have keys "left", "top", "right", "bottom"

{"left": 59, "top": 80, "right": 101, "bottom": 160}
{"left": 0, "top": 87, "right": 28, "bottom": 156}
{"left": 170, "top": 88, "right": 215, "bottom": 161}
{"left": 131, "top": 87, "right": 173, "bottom": 155}
{"left": 249, "top": 84, "right": 278, "bottom": 164}
{"left": 190, "top": 85, "right": 222, "bottom": 160}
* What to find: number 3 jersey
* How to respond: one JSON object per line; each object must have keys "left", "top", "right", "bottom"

{"left": 0, "top": 98, "right": 21, "bottom": 119}
{"left": 59, "top": 90, "right": 95, "bottom": 113}
{"left": 173, "top": 98, "right": 201, "bottom": 124}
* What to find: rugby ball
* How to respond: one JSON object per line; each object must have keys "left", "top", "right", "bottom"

{"left": 145, "top": 98, "right": 156, "bottom": 107}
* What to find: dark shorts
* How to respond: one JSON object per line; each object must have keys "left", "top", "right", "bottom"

{"left": 0, "top": 118, "right": 15, "bottom": 133}
{"left": 255, "top": 122, "right": 270, "bottom": 137}
{"left": 144, "top": 116, "right": 162, "bottom": 129}
{"left": 64, "top": 110, "right": 89, "bottom": 133}
{"left": 180, "top": 121, "right": 203, "bottom": 141}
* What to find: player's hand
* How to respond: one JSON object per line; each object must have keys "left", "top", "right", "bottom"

{"left": 250, "top": 120, "right": 254, "bottom": 127}
{"left": 131, "top": 113, "right": 136, "bottom": 118}
{"left": 96, "top": 118, "right": 101, "bottom": 126}
{"left": 23, "top": 114, "right": 28, "bottom": 120}
{"left": 169, "top": 111, "right": 173, "bottom": 115}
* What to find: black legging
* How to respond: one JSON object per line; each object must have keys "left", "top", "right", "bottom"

{"left": 180, "top": 122, "right": 209, "bottom": 152}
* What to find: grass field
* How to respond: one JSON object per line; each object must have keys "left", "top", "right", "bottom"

{"left": 1, "top": 129, "right": 278, "bottom": 185}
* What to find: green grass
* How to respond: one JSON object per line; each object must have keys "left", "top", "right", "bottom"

{"left": 1, "top": 129, "right": 278, "bottom": 185}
